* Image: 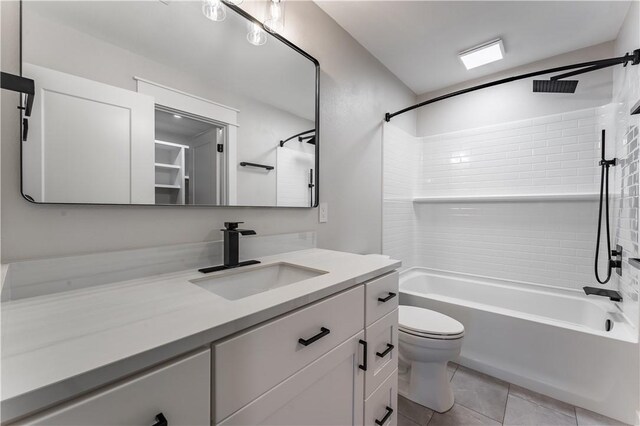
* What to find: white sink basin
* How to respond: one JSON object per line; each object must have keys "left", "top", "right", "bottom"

{"left": 190, "top": 262, "right": 327, "bottom": 300}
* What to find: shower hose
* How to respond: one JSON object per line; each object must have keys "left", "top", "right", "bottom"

{"left": 594, "top": 129, "right": 616, "bottom": 284}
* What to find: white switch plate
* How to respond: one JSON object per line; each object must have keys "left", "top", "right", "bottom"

{"left": 319, "top": 202, "right": 328, "bottom": 223}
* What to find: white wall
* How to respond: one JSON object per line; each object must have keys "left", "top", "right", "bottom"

{"left": 416, "top": 42, "right": 615, "bottom": 137}
{"left": 1, "top": 0, "right": 417, "bottom": 262}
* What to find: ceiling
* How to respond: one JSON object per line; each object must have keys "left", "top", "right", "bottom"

{"left": 315, "top": 1, "right": 632, "bottom": 95}
{"left": 155, "top": 110, "right": 218, "bottom": 142}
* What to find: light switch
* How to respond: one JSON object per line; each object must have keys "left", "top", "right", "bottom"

{"left": 319, "top": 202, "right": 328, "bottom": 223}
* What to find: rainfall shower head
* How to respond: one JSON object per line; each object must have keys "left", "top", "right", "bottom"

{"left": 533, "top": 79, "right": 578, "bottom": 93}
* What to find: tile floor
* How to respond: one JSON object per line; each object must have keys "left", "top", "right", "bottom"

{"left": 398, "top": 364, "right": 628, "bottom": 426}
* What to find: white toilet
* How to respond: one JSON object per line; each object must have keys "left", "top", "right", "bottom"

{"left": 398, "top": 305, "right": 464, "bottom": 413}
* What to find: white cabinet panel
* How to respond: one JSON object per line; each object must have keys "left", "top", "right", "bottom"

{"left": 219, "top": 332, "right": 365, "bottom": 426}
{"left": 365, "top": 309, "right": 399, "bottom": 398}
{"left": 365, "top": 272, "right": 399, "bottom": 326}
{"left": 19, "top": 349, "right": 210, "bottom": 426}
{"left": 364, "top": 369, "right": 398, "bottom": 426}
{"left": 214, "top": 285, "right": 364, "bottom": 422}
{"left": 23, "top": 63, "right": 155, "bottom": 204}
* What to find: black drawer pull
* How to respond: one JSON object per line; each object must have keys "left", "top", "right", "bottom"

{"left": 152, "top": 413, "right": 168, "bottom": 426}
{"left": 377, "top": 292, "right": 397, "bottom": 303}
{"left": 375, "top": 406, "right": 394, "bottom": 425}
{"left": 298, "top": 327, "right": 330, "bottom": 346}
{"left": 376, "top": 343, "right": 394, "bottom": 358}
{"left": 358, "top": 339, "right": 368, "bottom": 371}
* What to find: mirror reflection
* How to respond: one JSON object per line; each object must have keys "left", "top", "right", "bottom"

{"left": 21, "top": 1, "right": 318, "bottom": 207}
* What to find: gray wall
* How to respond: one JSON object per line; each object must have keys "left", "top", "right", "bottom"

{"left": 416, "top": 42, "right": 615, "bottom": 137}
{"left": 1, "top": 0, "right": 416, "bottom": 262}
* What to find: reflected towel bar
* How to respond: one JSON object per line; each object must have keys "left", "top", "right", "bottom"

{"left": 240, "top": 162, "right": 274, "bottom": 171}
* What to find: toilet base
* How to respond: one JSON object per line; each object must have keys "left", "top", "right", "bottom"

{"left": 398, "top": 360, "right": 454, "bottom": 413}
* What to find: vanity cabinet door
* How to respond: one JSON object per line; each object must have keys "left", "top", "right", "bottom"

{"left": 365, "top": 309, "right": 399, "bottom": 398}
{"left": 218, "top": 332, "right": 365, "bottom": 426}
{"left": 17, "top": 350, "right": 210, "bottom": 426}
{"left": 214, "top": 285, "right": 364, "bottom": 422}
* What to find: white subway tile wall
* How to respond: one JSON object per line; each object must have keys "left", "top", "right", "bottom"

{"left": 383, "top": 106, "right": 632, "bottom": 295}
{"left": 614, "top": 125, "right": 639, "bottom": 328}
{"left": 418, "top": 107, "right": 608, "bottom": 197}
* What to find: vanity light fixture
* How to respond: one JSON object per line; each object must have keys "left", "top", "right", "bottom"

{"left": 202, "top": 0, "right": 226, "bottom": 22}
{"left": 173, "top": 114, "right": 182, "bottom": 119}
{"left": 247, "top": 22, "right": 267, "bottom": 46}
{"left": 459, "top": 39, "right": 504, "bottom": 70}
{"left": 264, "top": 0, "right": 285, "bottom": 34}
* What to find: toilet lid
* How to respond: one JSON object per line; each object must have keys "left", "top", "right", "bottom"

{"left": 399, "top": 306, "right": 464, "bottom": 337}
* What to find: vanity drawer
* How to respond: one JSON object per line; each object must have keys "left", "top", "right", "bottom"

{"left": 365, "top": 308, "right": 399, "bottom": 398}
{"left": 214, "top": 285, "right": 365, "bottom": 422}
{"left": 364, "top": 369, "right": 398, "bottom": 426}
{"left": 219, "top": 332, "right": 365, "bottom": 426}
{"left": 365, "top": 272, "right": 399, "bottom": 326}
{"left": 17, "top": 349, "right": 210, "bottom": 426}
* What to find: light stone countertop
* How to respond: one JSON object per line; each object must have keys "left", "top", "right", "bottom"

{"left": 1, "top": 249, "right": 400, "bottom": 423}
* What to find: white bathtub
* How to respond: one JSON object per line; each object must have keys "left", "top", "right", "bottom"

{"left": 400, "top": 267, "right": 639, "bottom": 424}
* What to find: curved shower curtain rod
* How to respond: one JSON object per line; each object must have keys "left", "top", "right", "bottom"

{"left": 385, "top": 49, "right": 640, "bottom": 122}
{"left": 279, "top": 129, "right": 315, "bottom": 147}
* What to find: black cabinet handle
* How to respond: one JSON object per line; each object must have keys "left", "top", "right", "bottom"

{"left": 377, "top": 292, "right": 397, "bottom": 303}
{"left": 376, "top": 343, "right": 394, "bottom": 358}
{"left": 374, "top": 406, "right": 394, "bottom": 425}
{"left": 298, "top": 327, "right": 330, "bottom": 346}
{"left": 358, "top": 339, "right": 367, "bottom": 371}
{"left": 152, "top": 413, "right": 168, "bottom": 426}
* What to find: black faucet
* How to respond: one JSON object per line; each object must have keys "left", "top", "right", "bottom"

{"left": 198, "top": 222, "right": 261, "bottom": 274}
{"left": 583, "top": 286, "right": 623, "bottom": 302}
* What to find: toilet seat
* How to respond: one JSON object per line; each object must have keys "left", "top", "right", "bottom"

{"left": 399, "top": 306, "right": 464, "bottom": 340}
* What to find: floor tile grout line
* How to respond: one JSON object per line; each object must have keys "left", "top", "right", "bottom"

{"left": 502, "top": 383, "right": 510, "bottom": 425}
{"left": 454, "top": 399, "right": 506, "bottom": 424}
{"left": 507, "top": 393, "right": 578, "bottom": 422}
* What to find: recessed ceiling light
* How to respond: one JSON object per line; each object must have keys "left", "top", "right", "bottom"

{"left": 173, "top": 114, "right": 182, "bottom": 119}
{"left": 459, "top": 39, "right": 504, "bottom": 70}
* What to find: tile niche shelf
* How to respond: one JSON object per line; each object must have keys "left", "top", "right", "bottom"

{"left": 412, "top": 193, "right": 600, "bottom": 203}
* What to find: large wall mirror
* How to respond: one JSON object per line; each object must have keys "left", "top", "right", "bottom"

{"left": 20, "top": 1, "right": 319, "bottom": 207}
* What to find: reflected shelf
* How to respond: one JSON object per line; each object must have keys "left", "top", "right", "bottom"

{"left": 155, "top": 163, "right": 181, "bottom": 170}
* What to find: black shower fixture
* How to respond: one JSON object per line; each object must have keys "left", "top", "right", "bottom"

{"left": 385, "top": 49, "right": 640, "bottom": 122}
{"left": 279, "top": 129, "right": 315, "bottom": 147}
{"left": 532, "top": 79, "right": 578, "bottom": 94}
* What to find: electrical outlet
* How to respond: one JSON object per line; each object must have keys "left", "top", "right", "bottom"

{"left": 319, "top": 202, "right": 328, "bottom": 223}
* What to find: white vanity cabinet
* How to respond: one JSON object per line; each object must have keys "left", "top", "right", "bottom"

{"left": 15, "top": 350, "right": 210, "bottom": 426}
{"left": 11, "top": 268, "right": 399, "bottom": 426}
{"left": 214, "top": 271, "right": 400, "bottom": 426}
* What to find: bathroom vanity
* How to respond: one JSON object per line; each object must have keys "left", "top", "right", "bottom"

{"left": 1, "top": 249, "right": 400, "bottom": 425}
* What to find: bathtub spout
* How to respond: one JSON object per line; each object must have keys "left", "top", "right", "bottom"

{"left": 583, "top": 286, "right": 622, "bottom": 302}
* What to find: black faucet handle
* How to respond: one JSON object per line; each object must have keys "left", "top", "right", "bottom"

{"left": 223, "top": 222, "right": 244, "bottom": 230}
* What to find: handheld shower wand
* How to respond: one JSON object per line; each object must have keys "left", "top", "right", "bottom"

{"left": 594, "top": 129, "right": 620, "bottom": 284}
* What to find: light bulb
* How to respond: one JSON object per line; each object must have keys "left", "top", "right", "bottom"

{"left": 264, "top": 0, "right": 285, "bottom": 34}
{"left": 203, "top": 0, "right": 226, "bottom": 22}
{"left": 247, "top": 22, "right": 267, "bottom": 46}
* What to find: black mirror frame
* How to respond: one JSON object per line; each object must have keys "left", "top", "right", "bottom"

{"left": 18, "top": 0, "right": 320, "bottom": 209}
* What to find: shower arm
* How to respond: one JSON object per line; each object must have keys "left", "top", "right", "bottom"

{"left": 384, "top": 49, "right": 640, "bottom": 122}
